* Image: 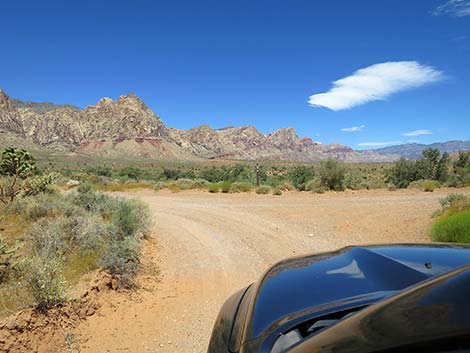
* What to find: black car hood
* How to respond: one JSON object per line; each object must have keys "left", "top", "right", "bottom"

{"left": 243, "top": 244, "right": 470, "bottom": 343}
{"left": 289, "top": 264, "right": 470, "bottom": 353}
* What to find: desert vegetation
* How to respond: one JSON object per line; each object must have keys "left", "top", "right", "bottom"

{"left": 430, "top": 193, "right": 470, "bottom": 244}
{"left": 0, "top": 147, "right": 150, "bottom": 317}
{"left": 45, "top": 148, "right": 470, "bottom": 196}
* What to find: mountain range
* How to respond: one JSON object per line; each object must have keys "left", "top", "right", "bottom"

{"left": 0, "top": 88, "right": 468, "bottom": 163}
{"left": 373, "top": 140, "right": 470, "bottom": 160}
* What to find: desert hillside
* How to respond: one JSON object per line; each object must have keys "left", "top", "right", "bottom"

{"left": 0, "top": 89, "right": 399, "bottom": 163}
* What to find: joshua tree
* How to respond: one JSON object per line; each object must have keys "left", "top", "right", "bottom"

{"left": 0, "top": 147, "right": 36, "bottom": 204}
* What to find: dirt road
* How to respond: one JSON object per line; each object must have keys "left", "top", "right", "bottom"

{"left": 77, "top": 188, "right": 465, "bottom": 353}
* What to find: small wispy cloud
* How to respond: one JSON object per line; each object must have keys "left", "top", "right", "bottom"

{"left": 308, "top": 61, "right": 444, "bottom": 111}
{"left": 401, "top": 129, "right": 432, "bottom": 136}
{"left": 407, "top": 140, "right": 420, "bottom": 144}
{"left": 357, "top": 141, "right": 402, "bottom": 147}
{"left": 432, "top": 0, "right": 470, "bottom": 17}
{"left": 341, "top": 125, "right": 365, "bottom": 132}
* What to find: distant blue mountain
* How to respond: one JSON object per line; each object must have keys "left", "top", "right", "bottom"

{"left": 372, "top": 140, "right": 470, "bottom": 159}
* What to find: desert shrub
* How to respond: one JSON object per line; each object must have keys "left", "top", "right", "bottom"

{"left": 207, "top": 183, "right": 220, "bottom": 193}
{"left": 387, "top": 183, "right": 397, "bottom": 191}
{"left": 272, "top": 187, "right": 282, "bottom": 196}
{"left": 289, "top": 166, "right": 315, "bottom": 191}
{"left": 408, "top": 179, "right": 440, "bottom": 192}
{"left": 110, "top": 199, "right": 151, "bottom": 240}
{"left": 256, "top": 185, "right": 271, "bottom": 195}
{"left": 449, "top": 151, "right": 470, "bottom": 187}
{"left": 439, "top": 196, "right": 470, "bottom": 218}
{"left": 420, "top": 148, "right": 450, "bottom": 183}
{"left": 220, "top": 181, "right": 232, "bottom": 193}
{"left": 28, "top": 218, "right": 69, "bottom": 257}
{"left": 344, "top": 170, "right": 365, "bottom": 190}
{"left": 86, "top": 166, "right": 112, "bottom": 177}
{"left": 0, "top": 235, "right": 18, "bottom": 282}
{"left": 362, "top": 179, "right": 387, "bottom": 190}
{"left": 166, "top": 178, "right": 208, "bottom": 191}
{"left": 423, "top": 180, "right": 440, "bottom": 192}
{"left": 9, "top": 193, "right": 63, "bottom": 222}
{"left": 388, "top": 150, "right": 451, "bottom": 188}
{"left": 153, "top": 181, "right": 167, "bottom": 190}
{"left": 387, "top": 158, "right": 421, "bottom": 188}
{"left": 430, "top": 211, "right": 470, "bottom": 243}
{"left": 24, "top": 256, "right": 67, "bottom": 310}
{"left": 439, "top": 194, "right": 466, "bottom": 208}
{"left": 305, "top": 178, "right": 326, "bottom": 194}
{"left": 100, "top": 237, "right": 140, "bottom": 288}
{"left": 279, "top": 181, "right": 294, "bottom": 191}
{"left": 193, "top": 179, "right": 210, "bottom": 188}
{"left": 319, "top": 159, "right": 346, "bottom": 191}
{"left": 117, "top": 167, "right": 144, "bottom": 181}
{"left": 229, "top": 182, "right": 252, "bottom": 193}
{"left": 67, "top": 184, "right": 118, "bottom": 217}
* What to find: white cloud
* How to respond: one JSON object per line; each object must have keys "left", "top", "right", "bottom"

{"left": 308, "top": 61, "right": 444, "bottom": 111}
{"left": 432, "top": 0, "right": 470, "bottom": 17}
{"left": 341, "top": 125, "right": 365, "bottom": 132}
{"left": 401, "top": 129, "right": 432, "bottom": 136}
{"left": 357, "top": 141, "right": 402, "bottom": 147}
{"left": 407, "top": 140, "right": 420, "bottom": 144}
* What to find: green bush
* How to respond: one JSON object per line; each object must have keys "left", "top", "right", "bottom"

{"left": 220, "top": 181, "right": 232, "bottom": 193}
{"left": 272, "top": 187, "right": 282, "bottom": 196}
{"left": 319, "top": 159, "right": 346, "bottom": 191}
{"left": 423, "top": 180, "right": 440, "bottom": 192}
{"left": 207, "top": 183, "right": 220, "bottom": 193}
{"left": 256, "top": 185, "right": 271, "bottom": 195}
{"left": 344, "top": 170, "right": 365, "bottom": 190}
{"left": 289, "top": 166, "right": 315, "bottom": 191}
{"left": 305, "top": 178, "right": 326, "bottom": 194}
{"left": 229, "top": 182, "right": 252, "bottom": 193}
{"left": 166, "top": 178, "right": 208, "bottom": 190}
{"left": 408, "top": 179, "right": 440, "bottom": 192}
{"left": 430, "top": 211, "right": 470, "bottom": 243}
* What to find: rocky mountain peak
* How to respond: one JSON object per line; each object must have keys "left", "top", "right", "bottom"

{"left": 0, "top": 88, "right": 399, "bottom": 162}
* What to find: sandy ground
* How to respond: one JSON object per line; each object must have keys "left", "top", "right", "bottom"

{"left": 76, "top": 188, "right": 469, "bottom": 353}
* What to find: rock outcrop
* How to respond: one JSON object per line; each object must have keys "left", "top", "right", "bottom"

{"left": 0, "top": 88, "right": 397, "bottom": 162}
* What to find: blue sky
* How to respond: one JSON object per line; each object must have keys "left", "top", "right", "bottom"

{"left": 1, "top": 0, "right": 469, "bottom": 149}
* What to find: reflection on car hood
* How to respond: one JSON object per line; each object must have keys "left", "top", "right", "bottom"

{"left": 245, "top": 244, "right": 470, "bottom": 340}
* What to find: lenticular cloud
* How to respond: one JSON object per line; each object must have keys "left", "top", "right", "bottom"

{"left": 308, "top": 61, "right": 444, "bottom": 111}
